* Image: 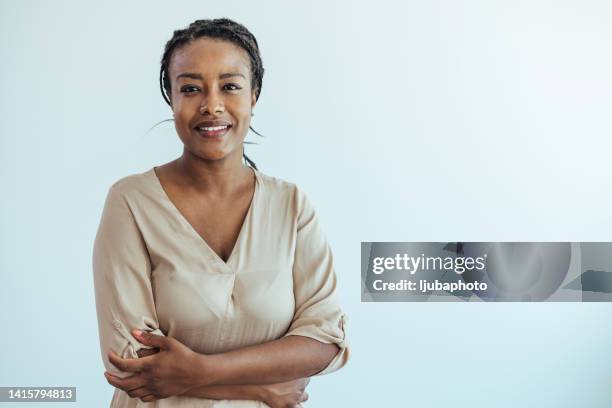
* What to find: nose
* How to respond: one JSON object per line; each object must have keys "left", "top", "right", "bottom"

{"left": 199, "top": 89, "right": 224, "bottom": 115}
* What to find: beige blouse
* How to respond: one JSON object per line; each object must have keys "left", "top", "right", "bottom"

{"left": 92, "top": 167, "right": 349, "bottom": 407}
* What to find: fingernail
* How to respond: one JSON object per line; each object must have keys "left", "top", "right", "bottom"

{"left": 133, "top": 329, "right": 143, "bottom": 338}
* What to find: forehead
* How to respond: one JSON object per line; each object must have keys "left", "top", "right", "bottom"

{"left": 169, "top": 37, "right": 251, "bottom": 79}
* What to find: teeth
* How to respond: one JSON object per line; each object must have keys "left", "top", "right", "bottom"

{"left": 197, "top": 125, "right": 229, "bottom": 131}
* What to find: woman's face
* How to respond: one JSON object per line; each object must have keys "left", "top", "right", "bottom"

{"left": 168, "top": 37, "right": 256, "bottom": 164}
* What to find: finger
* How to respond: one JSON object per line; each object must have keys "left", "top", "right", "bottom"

{"left": 133, "top": 329, "right": 170, "bottom": 350}
{"left": 140, "top": 394, "right": 157, "bottom": 402}
{"left": 104, "top": 372, "right": 146, "bottom": 392}
{"left": 104, "top": 372, "right": 126, "bottom": 390}
{"left": 136, "top": 348, "right": 160, "bottom": 358}
{"left": 126, "top": 386, "right": 152, "bottom": 399}
{"left": 107, "top": 350, "right": 146, "bottom": 373}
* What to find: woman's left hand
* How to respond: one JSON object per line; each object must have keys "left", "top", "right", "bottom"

{"left": 104, "top": 329, "right": 204, "bottom": 402}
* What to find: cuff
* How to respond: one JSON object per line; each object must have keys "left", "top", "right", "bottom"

{"left": 106, "top": 318, "right": 165, "bottom": 378}
{"left": 285, "top": 313, "right": 350, "bottom": 376}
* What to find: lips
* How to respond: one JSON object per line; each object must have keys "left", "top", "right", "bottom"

{"left": 194, "top": 120, "right": 232, "bottom": 138}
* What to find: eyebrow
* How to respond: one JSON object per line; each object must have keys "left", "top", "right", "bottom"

{"left": 175, "top": 72, "right": 246, "bottom": 81}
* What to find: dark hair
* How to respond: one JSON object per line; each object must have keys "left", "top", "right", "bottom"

{"left": 159, "top": 18, "right": 264, "bottom": 169}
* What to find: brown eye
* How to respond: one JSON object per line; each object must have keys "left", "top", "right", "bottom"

{"left": 180, "top": 85, "right": 200, "bottom": 93}
{"left": 223, "top": 83, "right": 241, "bottom": 91}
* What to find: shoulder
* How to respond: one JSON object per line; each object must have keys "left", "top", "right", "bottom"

{"left": 255, "top": 170, "right": 316, "bottom": 223}
{"left": 104, "top": 168, "right": 157, "bottom": 206}
{"left": 255, "top": 170, "right": 296, "bottom": 193}
{"left": 255, "top": 170, "right": 309, "bottom": 204}
{"left": 109, "top": 169, "right": 153, "bottom": 193}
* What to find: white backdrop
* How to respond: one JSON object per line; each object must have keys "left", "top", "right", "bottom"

{"left": 1, "top": 1, "right": 612, "bottom": 406}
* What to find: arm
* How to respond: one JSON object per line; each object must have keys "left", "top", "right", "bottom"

{"left": 193, "top": 336, "right": 338, "bottom": 386}
{"left": 183, "top": 381, "right": 309, "bottom": 407}
{"left": 182, "top": 380, "right": 309, "bottom": 407}
{"left": 92, "top": 184, "right": 167, "bottom": 379}
{"left": 134, "top": 348, "right": 310, "bottom": 406}
{"left": 180, "top": 384, "right": 264, "bottom": 401}
{"left": 133, "top": 349, "right": 264, "bottom": 400}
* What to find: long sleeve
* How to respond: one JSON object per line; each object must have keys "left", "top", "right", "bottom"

{"left": 92, "top": 184, "right": 165, "bottom": 379}
{"left": 283, "top": 186, "right": 350, "bottom": 376}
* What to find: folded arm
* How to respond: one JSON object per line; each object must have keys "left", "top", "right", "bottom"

{"left": 135, "top": 348, "right": 266, "bottom": 400}
{"left": 187, "top": 335, "right": 339, "bottom": 387}
{"left": 135, "top": 348, "right": 311, "bottom": 405}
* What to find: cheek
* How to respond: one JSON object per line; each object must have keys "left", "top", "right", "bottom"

{"left": 174, "top": 114, "right": 191, "bottom": 133}
{"left": 229, "top": 99, "right": 253, "bottom": 124}
{"left": 172, "top": 101, "right": 197, "bottom": 128}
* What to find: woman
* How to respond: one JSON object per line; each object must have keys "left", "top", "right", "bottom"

{"left": 93, "top": 18, "right": 349, "bottom": 407}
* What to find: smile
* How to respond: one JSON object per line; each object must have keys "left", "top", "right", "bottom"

{"left": 195, "top": 124, "right": 232, "bottom": 138}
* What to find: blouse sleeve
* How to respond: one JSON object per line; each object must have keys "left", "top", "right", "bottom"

{"left": 92, "top": 184, "right": 165, "bottom": 378}
{"left": 283, "top": 186, "right": 350, "bottom": 376}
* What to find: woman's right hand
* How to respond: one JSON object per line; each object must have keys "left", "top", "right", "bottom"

{"left": 260, "top": 378, "right": 310, "bottom": 408}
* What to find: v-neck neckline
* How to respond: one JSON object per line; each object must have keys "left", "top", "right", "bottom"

{"left": 148, "top": 166, "right": 260, "bottom": 268}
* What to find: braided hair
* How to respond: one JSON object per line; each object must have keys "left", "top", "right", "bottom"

{"left": 160, "top": 18, "right": 264, "bottom": 170}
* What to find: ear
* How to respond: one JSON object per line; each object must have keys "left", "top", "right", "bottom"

{"left": 251, "top": 90, "right": 257, "bottom": 109}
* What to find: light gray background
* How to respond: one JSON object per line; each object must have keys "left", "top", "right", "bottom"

{"left": 1, "top": 0, "right": 612, "bottom": 406}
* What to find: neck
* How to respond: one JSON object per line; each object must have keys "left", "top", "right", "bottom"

{"left": 174, "top": 148, "right": 253, "bottom": 196}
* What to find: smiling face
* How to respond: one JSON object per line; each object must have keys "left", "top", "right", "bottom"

{"left": 167, "top": 37, "right": 256, "bottom": 164}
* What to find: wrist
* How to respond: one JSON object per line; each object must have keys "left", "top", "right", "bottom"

{"left": 193, "top": 352, "right": 220, "bottom": 387}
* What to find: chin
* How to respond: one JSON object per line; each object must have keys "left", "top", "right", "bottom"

{"left": 182, "top": 137, "right": 242, "bottom": 162}
{"left": 190, "top": 147, "right": 236, "bottom": 162}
